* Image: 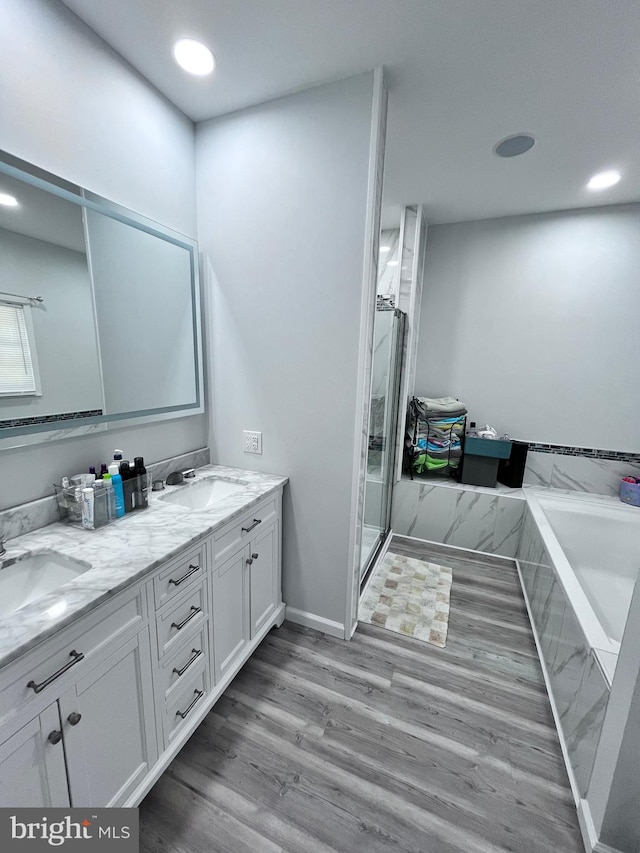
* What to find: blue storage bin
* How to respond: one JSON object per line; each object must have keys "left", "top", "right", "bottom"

{"left": 464, "top": 436, "right": 512, "bottom": 459}
{"left": 620, "top": 479, "right": 640, "bottom": 507}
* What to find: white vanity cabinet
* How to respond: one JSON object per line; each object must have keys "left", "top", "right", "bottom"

{"left": 0, "top": 703, "right": 69, "bottom": 807}
{"left": 0, "top": 483, "right": 285, "bottom": 809}
{"left": 57, "top": 630, "right": 157, "bottom": 807}
{"left": 211, "top": 493, "right": 282, "bottom": 683}
{"left": 0, "top": 585, "right": 156, "bottom": 808}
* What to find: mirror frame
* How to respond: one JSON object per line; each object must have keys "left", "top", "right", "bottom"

{"left": 0, "top": 150, "right": 204, "bottom": 450}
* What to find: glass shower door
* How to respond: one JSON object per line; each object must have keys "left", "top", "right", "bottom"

{"left": 360, "top": 309, "right": 406, "bottom": 581}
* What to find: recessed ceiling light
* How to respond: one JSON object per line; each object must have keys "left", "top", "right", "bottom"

{"left": 172, "top": 39, "right": 215, "bottom": 76}
{"left": 0, "top": 193, "right": 18, "bottom": 207}
{"left": 380, "top": 246, "right": 390, "bottom": 252}
{"left": 387, "top": 260, "right": 398, "bottom": 267}
{"left": 494, "top": 134, "right": 536, "bottom": 158}
{"left": 587, "top": 170, "right": 621, "bottom": 190}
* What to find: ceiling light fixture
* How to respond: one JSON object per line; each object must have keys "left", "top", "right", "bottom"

{"left": 387, "top": 260, "right": 398, "bottom": 267}
{"left": 494, "top": 134, "right": 536, "bottom": 158}
{"left": 172, "top": 39, "right": 215, "bottom": 76}
{"left": 380, "top": 246, "right": 391, "bottom": 252}
{"left": 587, "top": 170, "right": 621, "bottom": 191}
{"left": 0, "top": 193, "right": 18, "bottom": 207}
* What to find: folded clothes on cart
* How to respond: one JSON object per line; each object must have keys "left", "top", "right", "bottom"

{"left": 413, "top": 396, "right": 468, "bottom": 418}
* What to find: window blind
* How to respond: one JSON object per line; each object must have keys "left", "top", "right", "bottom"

{"left": 0, "top": 303, "right": 37, "bottom": 395}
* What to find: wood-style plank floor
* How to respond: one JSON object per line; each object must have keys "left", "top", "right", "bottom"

{"left": 139, "top": 536, "right": 584, "bottom": 853}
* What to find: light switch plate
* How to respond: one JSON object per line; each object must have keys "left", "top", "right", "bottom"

{"left": 243, "top": 430, "right": 262, "bottom": 454}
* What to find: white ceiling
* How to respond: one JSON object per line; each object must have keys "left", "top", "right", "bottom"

{"left": 61, "top": 0, "right": 640, "bottom": 227}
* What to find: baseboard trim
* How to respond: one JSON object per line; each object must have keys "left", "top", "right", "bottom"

{"left": 285, "top": 607, "right": 346, "bottom": 639}
{"left": 577, "top": 799, "right": 621, "bottom": 853}
{"left": 393, "top": 533, "right": 515, "bottom": 563}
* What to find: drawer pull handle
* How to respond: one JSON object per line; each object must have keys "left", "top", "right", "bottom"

{"left": 67, "top": 712, "right": 82, "bottom": 726}
{"left": 172, "top": 648, "right": 202, "bottom": 677}
{"left": 171, "top": 606, "right": 201, "bottom": 631}
{"left": 169, "top": 564, "right": 200, "bottom": 586}
{"left": 27, "top": 650, "right": 85, "bottom": 694}
{"left": 241, "top": 518, "right": 262, "bottom": 533}
{"left": 176, "top": 689, "right": 204, "bottom": 719}
{"left": 48, "top": 730, "right": 63, "bottom": 745}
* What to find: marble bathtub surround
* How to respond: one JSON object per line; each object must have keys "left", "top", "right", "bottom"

{"left": 0, "top": 463, "right": 287, "bottom": 670}
{"left": 359, "top": 550, "right": 452, "bottom": 647}
{"left": 391, "top": 477, "right": 525, "bottom": 558}
{"left": 517, "top": 508, "right": 610, "bottom": 798}
{"left": 0, "top": 446, "right": 211, "bottom": 541}
{"left": 524, "top": 449, "right": 640, "bottom": 496}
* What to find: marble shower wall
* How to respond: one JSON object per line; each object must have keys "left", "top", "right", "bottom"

{"left": 377, "top": 228, "right": 400, "bottom": 300}
{"left": 517, "top": 508, "right": 610, "bottom": 796}
{"left": 524, "top": 450, "right": 640, "bottom": 496}
{"left": 391, "top": 478, "right": 525, "bottom": 558}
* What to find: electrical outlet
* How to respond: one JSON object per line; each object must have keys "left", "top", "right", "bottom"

{"left": 243, "top": 430, "right": 262, "bottom": 454}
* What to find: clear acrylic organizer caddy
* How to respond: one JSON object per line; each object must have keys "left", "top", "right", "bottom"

{"left": 54, "top": 472, "right": 152, "bottom": 530}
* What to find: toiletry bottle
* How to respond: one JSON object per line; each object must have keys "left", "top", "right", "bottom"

{"left": 132, "top": 456, "right": 148, "bottom": 509}
{"left": 81, "top": 487, "right": 95, "bottom": 529}
{"left": 113, "top": 449, "right": 124, "bottom": 464}
{"left": 102, "top": 473, "right": 116, "bottom": 520}
{"left": 97, "top": 463, "right": 108, "bottom": 480}
{"left": 119, "top": 460, "right": 136, "bottom": 512}
{"left": 89, "top": 466, "right": 97, "bottom": 479}
{"left": 92, "top": 480, "right": 108, "bottom": 527}
{"left": 110, "top": 472, "right": 126, "bottom": 518}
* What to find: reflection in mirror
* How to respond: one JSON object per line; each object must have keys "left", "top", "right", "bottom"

{"left": 85, "top": 210, "right": 197, "bottom": 415}
{"left": 0, "top": 174, "right": 103, "bottom": 427}
{"left": 0, "top": 152, "right": 203, "bottom": 448}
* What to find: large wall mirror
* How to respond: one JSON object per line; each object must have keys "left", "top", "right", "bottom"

{"left": 0, "top": 151, "right": 203, "bottom": 450}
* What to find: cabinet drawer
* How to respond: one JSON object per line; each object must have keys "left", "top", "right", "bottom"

{"left": 163, "top": 665, "right": 208, "bottom": 747}
{"left": 155, "top": 583, "right": 206, "bottom": 661}
{"left": 0, "top": 586, "right": 146, "bottom": 729}
{"left": 212, "top": 497, "right": 277, "bottom": 564}
{"left": 157, "top": 623, "right": 208, "bottom": 701}
{"left": 153, "top": 543, "right": 206, "bottom": 610}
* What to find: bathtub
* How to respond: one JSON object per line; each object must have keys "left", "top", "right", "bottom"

{"left": 516, "top": 489, "right": 638, "bottom": 799}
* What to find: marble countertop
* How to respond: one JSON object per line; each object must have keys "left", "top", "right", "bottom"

{"left": 0, "top": 464, "right": 288, "bottom": 670}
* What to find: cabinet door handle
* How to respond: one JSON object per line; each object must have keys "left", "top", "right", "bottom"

{"left": 246, "top": 552, "right": 259, "bottom": 566}
{"left": 172, "top": 648, "right": 202, "bottom": 677}
{"left": 27, "top": 650, "right": 84, "bottom": 694}
{"left": 176, "top": 689, "right": 204, "bottom": 719}
{"left": 168, "top": 564, "right": 200, "bottom": 586}
{"left": 48, "top": 730, "right": 63, "bottom": 745}
{"left": 171, "top": 606, "right": 201, "bottom": 631}
{"left": 67, "top": 712, "right": 82, "bottom": 726}
{"left": 241, "top": 518, "right": 261, "bottom": 533}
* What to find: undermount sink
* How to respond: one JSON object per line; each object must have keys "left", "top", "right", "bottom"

{"left": 158, "top": 476, "right": 248, "bottom": 510}
{"left": 0, "top": 551, "right": 92, "bottom": 618}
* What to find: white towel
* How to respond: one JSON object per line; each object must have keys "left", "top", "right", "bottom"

{"left": 416, "top": 396, "right": 465, "bottom": 414}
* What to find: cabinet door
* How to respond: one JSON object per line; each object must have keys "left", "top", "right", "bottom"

{"left": 249, "top": 521, "right": 278, "bottom": 639}
{"left": 59, "top": 630, "right": 158, "bottom": 807}
{"left": 212, "top": 548, "right": 248, "bottom": 683}
{"left": 0, "top": 703, "right": 69, "bottom": 807}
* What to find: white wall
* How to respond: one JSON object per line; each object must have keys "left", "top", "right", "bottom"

{"left": 196, "top": 73, "right": 376, "bottom": 631}
{"left": 414, "top": 204, "right": 640, "bottom": 451}
{"left": 0, "top": 0, "right": 205, "bottom": 510}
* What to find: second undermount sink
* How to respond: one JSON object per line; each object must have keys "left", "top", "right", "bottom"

{"left": 158, "top": 476, "right": 248, "bottom": 510}
{"left": 0, "top": 550, "right": 92, "bottom": 619}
